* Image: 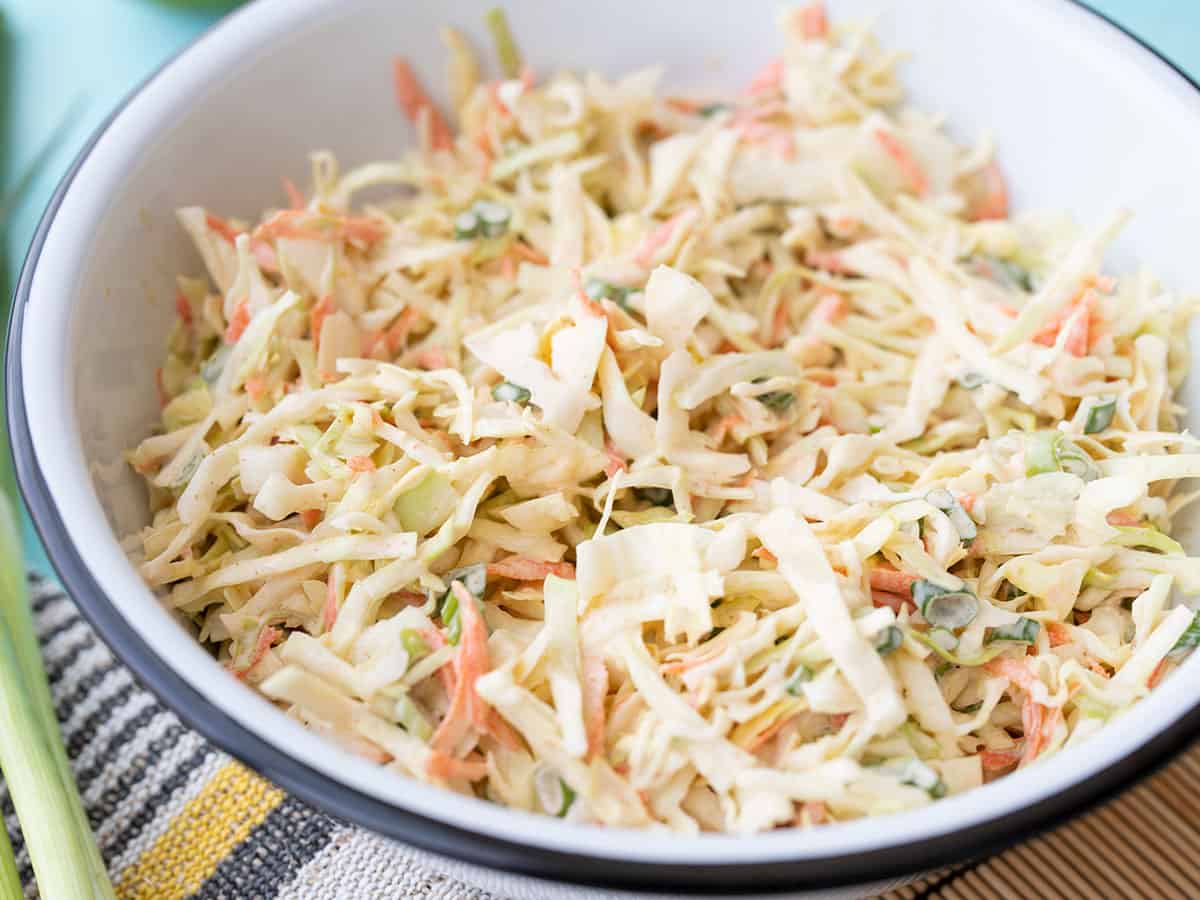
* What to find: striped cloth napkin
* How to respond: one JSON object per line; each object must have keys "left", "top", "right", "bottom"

{"left": 4, "top": 575, "right": 1200, "bottom": 899}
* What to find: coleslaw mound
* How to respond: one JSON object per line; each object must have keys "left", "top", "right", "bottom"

{"left": 129, "top": 4, "right": 1200, "bottom": 832}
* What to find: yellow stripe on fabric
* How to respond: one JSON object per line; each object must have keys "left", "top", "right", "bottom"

{"left": 116, "top": 761, "right": 284, "bottom": 899}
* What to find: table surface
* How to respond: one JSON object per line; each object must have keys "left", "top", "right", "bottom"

{"left": 5, "top": 0, "right": 1200, "bottom": 576}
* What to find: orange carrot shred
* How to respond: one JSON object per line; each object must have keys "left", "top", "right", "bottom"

{"left": 322, "top": 576, "right": 339, "bottom": 633}
{"left": 970, "top": 161, "right": 1009, "bottom": 221}
{"left": 486, "top": 556, "right": 576, "bottom": 582}
{"left": 282, "top": 176, "right": 305, "bottom": 210}
{"left": 745, "top": 58, "right": 785, "bottom": 96}
{"left": 426, "top": 750, "right": 489, "bottom": 781}
{"left": 874, "top": 128, "right": 928, "bottom": 195}
{"left": 310, "top": 294, "right": 336, "bottom": 350}
{"left": 799, "top": 2, "right": 828, "bottom": 39}
{"left": 582, "top": 653, "right": 608, "bottom": 760}
{"left": 347, "top": 455, "right": 376, "bottom": 473}
{"left": 393, "top": 58, "right": 454, "bottom": 150}
{"left": 206, "top": 212, "right": 242, "bottom": 244}
{"left": 236, "top": 626, "right": 280, "bottom": 679}
{"left": 175, "top": 292, "right": 193, "bottom": 328}
{"left": 868, "top": 565, "right": 917, "bottom": 596}
{"left": 300, "top": 509, "right": 322, "bottom": 530}
{"left": 224, "top": 298, "right": 251, "bottom": 344}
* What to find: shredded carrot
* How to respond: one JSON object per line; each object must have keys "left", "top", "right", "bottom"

{"left": 666, "top": 97, "right": 701, "bottom": 114}
{"left": 748, "top": 711, "right": 801, "bottom": 753}
{"left": 736, "top": 121, "right": 796, "bottom": 160}
{"left": 806, "top": 249, "right": 850, "bottom": 274}
{"left": 154, "top": 368, "right": 169, "bottom": 409}
{"left": 253, "top": 209, "right": 388, "bottom": 245}
{"left": 868, "top": 565, "right": 917, "bottom": 596}
{"left": 633, "top": 211, "right": 689, "bottom": 268}
{"left": 709, "top": 414, "right": 745, "bottom": 444}
{"left": 426, "top": 750, "right": 489, "bottom": 781}
{"left": 486, "top": 556, "right": 577, "bottom": 582}
{"left": 511, "top": 240, "right": 549, "bottom": 266}
{"left": 236, "top": 626, "right": 280, "bottom": 679}
{"left": 519, "top": 65, "right": 536, "bottom": 91}
{"left": 799, "top": 2, "right": 828, "bottom": 38}
{"left": 1106, "top": 509, "right": 1141, "bottom": 527}
{"left": 384, "top": 307, "right": 421, "bottom": 355}
{"left": 245, "top": 375, "right": 268, "bottom": 402}
{"left": 500, "top": 253, "right": 517, "bottom": 281}
{"left": 830, "top": 713, "right": 849, "bottom": 730}
{"left": 1148, "top": 658, "right": 1170, "bottom": 689}
{"left": 251, "top": 238, "right": 279, "bottom": 273}
{"left": 393, "top": 58, "right": 454, "bottom": 150}
{"left": 310, "top": 294, "right": 336, "bottom": 350}
{"left": 224, "top": 298, "right": 251, "bottom": 344}
{"left": 582, "top": 653, "right": 608, "bottom": 760}
{"left": 984, "top": 657, "right": 1038, "bottom": 693}
{"left": 798, "top": 801, "right": 830, "bottom": 826}
{"left": 431, "top": 583, "right": 502, "bottom": 755}
{"left": 412, "top": 347, "right": 449, "bottom": 370}
{"left": 753, "top": 547, "right": 778, "bottom": 566}
{"left": 347, "top": 455, "right": 376, "bottom": 473}
{"left": 571, "top": 268, "right": 606, "bottom": 317}
{"left": 811, "top": 291, "right": 847, "bottom": 325}
{"left": 745, "top": 58, "right": 785, "bottom": 96}
{"left": 175, "top": 292, "right": 193, "bottom": 328}
{"left": 1019, "top": 700, "right": 1059, "bottom": 766}
{"left": 300, "top": 509, "right": 322, "bottom": 530}
{"left": 871, "top": 591, "right": 913, "bottom": 615}
{"left": 958, "top": 492, "right": 977, "bottom": 515}
{"left": 1045, "top": 621, "right": 1071, "bottom": 648}
{"left": 282, "top": 176, "right": 305, "bottom": 210}
{"left": 874, "top": 128, "right": 928, "bottom": 196}
{"left": 604, "top": 438, "right": 628, "bottom": 478}
{"left": 1061, "top": 290, "right": 1097, "bottom": 357}
{"left": 487, "top": 80, "right": 512, "bottom": 118}
{"left": 205, "top": 212, "right": 241, "bottom": 244}
{"left": 980, "top": 747, "right": 1022, "bottom": 773}
{"left": 423, "top": 627, "right": 457, "bottom": 696}
{"left": 322, "top": 576, "right": 339, "bottom": 633}
{"left": 970, "top": 161, "right": 1009, "bottom": 221}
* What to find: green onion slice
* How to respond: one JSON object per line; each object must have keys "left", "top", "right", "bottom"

{"left": 911, "top": 580, "right": 979, "bottom": 630}
{"left": 533, "top": 766, "right": 575, "bottom": 817}
{"left": 875, "top": 625, "right": 903, "bottom": 655}
{"left": 895, "top": 758, "right": 948, "bottom": 799}
{"left": 986, "top": 617, "right": 1040, "bottom": 644}
{"left": 1084, "top": 396, "right": 1116, "bottom": 434}
{"left": 492, "top": 380, "right": 531, "bottom": 404}
{"left": 474, "top": 200, "right": 512, "bottom": 237}
{"left": 453, "top": 210, "right": 481, "bottom": 240}
{"left": 957, "top": 370, "right": 988, "bottom": 390}
{"left": 485, "top": 7, "right": 523, "bottom": 78}
{"left": 400, "top": 628, "right": 429, "bottom": 661}
{"left": 785, "top": 665, "right": 814, "bottom": 695}
{"left": 634, "top": 486, "right": 674, "bottom": 506}
{"left": 1169, "top": 611, "right": 1200, "bottom": 659}
{"left": 1025, "top": 431, "right": 1098, "bottom": 480}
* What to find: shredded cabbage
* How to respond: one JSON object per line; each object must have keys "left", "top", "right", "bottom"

{"left": 128, "top": 3, "right": 1200, "bottom": 833}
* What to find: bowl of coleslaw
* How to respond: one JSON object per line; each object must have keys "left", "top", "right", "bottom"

{"left": 11, "top": 0, "right": 1200, "bottom": 896}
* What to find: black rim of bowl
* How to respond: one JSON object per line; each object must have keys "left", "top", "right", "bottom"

{"left": 8, "top": 1, "right": 1200, "bottom": 894}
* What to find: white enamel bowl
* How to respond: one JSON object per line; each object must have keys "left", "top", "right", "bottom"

{"left": 10, "top": 1, "right": 1200, "bottom": 897}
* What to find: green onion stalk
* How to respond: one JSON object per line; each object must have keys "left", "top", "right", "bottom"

{"left": 0, "top": 38, "right": 115, "bottom": 896}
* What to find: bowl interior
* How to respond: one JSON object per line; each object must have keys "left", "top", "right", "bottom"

{"left": 19, "top": 0, "right": 1200, "bottom": 880}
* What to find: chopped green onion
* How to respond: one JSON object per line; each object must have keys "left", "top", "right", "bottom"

{"left": 909, "top": 629, "right": 1007, "bottom": 667}
{"left": 934, "top": 661, "right": 954, "bottom": 679}
{"left": 395, "top": 693, "right": 433, "bottom": 741}
{"left": 1169, "top": 611, "right": 1200, "bottom": 659}
{"left": 454, "top": 210, "right": 481, "bottom": 240}
{"left": 895, "top": 758, "right": 947, "bottom": 799}
{"left": 584, "top": 277, "right": 635, "bottom": 311}
{"left": 400, "top": 628, "right": 429, "bottom": 661}
{"left": 1025, "top": 431, "right": 1098, "bottom": 481}
{"left": 925, "top": 489, "right": 977, "bottom": 545}
{"left": 433, "top": 563, "right": 488, "bottom": 644}
{"left": 492, "top": 380, "right": 531, "bottom": 404}
{"left": 911, "top": 580, "right": 979, "bottom": 630}
{"left": 785, "top": 665, "right": 814, "bottom": 695}
{"left": 875, "top": 625, "right": 903, "bottom": 655}
{"left": 956, "top": 370, "right": 988, "bottom": 390}
{"left": 1109, "top": 525, "right": 1185, "bottom": 556}
{"left": 954, "top": 700, "right": 983, "bottom": 714}
{"left": 986, "top": 617, "right": 1040, "bottom": 644}
{"left": 533, "top": 766, "right": 575, "bottom": 817}
{"left": 757, "top": 390, "right": 796, "bottom": 412}
{"left": 485, "top": 7, "right": 523, "bottom": 78}
{"left": 634, "top": 486, "right": 674, "bottom": 507}
{"left": 1084, "top": 396, "right": 1117, "bottom": 434}
{"left": 475, "top": 200, "right": 512, "bottom": 237}
{"left": 698, "top": 103, "right": 729, "bottom": 117}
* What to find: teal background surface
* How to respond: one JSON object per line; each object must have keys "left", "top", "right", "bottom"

{"left": 4, "top": 0, "right": 1200, "bottom": 575}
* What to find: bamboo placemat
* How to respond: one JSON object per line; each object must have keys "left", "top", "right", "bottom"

{"left": 4, "top": 575, "right": 1199, "bottom": 899}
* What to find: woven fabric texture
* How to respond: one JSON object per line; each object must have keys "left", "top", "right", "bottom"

{"left": 4, "top": 576, "right": 1200, "bottom": 899}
